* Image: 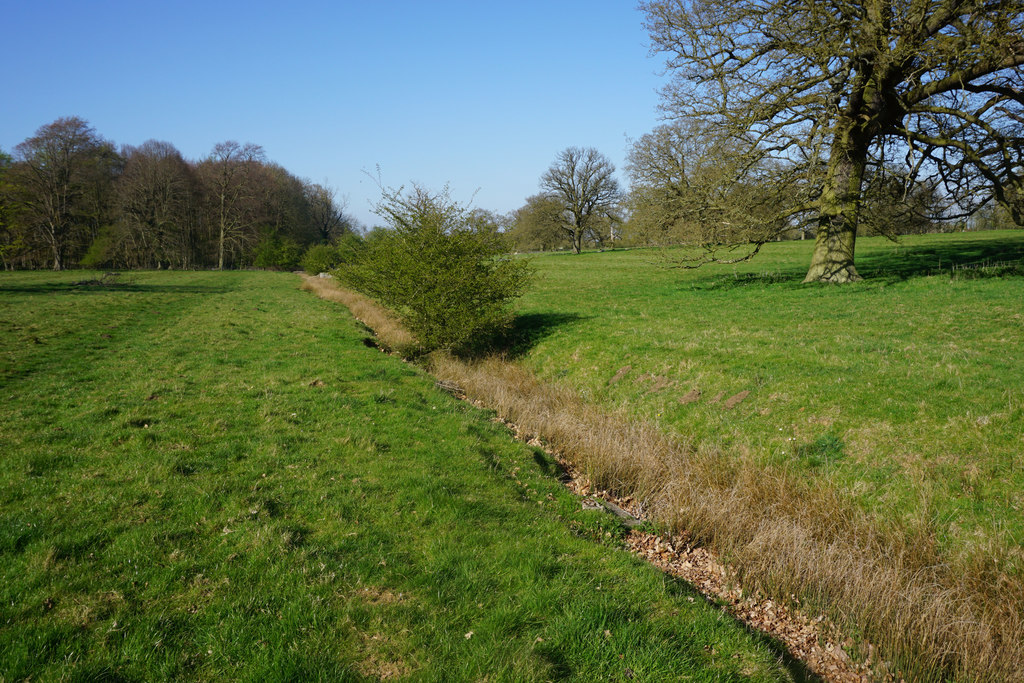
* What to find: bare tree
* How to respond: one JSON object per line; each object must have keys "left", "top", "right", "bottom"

{"left": 626, "top": 120, "right": 797, "bottom": 256}
{"left": 115, "top": 140, "right": 198, "bottom": 268}
{"left": 304, "top": 181, "right": 353, "bottom": 243}
{"left": 642, "top": 0, "right": 1024, "bottom": 282}
{"left": 12, "top": 117, "right": 118, "bottom": 270}
{"left": 540, "top": 147, "right": 623, "bottom": 254}
{"left": 197, "top": 141, "right": 266, "bottom": 269}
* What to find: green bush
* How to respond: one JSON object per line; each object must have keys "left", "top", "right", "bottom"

{"left": 333, "top": 185, "right": 532, "bottom": 354}
{"left": 301, "top": 243, "right": 340, "bottom": 274}
{"left": 79, "top": 226, "right": 116, "bottom": 269}
{"left": 252, "top": 235, "right": 302, "bottom": 270}
{"left": 301, "top": 234, "right": 364, "bottom": 274}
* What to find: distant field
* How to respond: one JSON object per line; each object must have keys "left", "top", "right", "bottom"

{"left": 515, "top": 231, "right": 1024, "bottom": 567}
{"left": 0, "top": 271, "right": 797, "bottom": 681}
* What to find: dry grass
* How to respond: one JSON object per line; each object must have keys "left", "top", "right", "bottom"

{"left": 307, "top": 277, "right": 1024, "bottom": 682}
{"left": 300, "top": 275, "right": 417, "bottom": 353}
{"left": 429, "top": 355, "right": 1024, "bottom": 682}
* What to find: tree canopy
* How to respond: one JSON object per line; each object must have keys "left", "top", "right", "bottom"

{"left": 2, "top": 117, "right": 356, "bottom": 270}
{"left": 641, "top": 0, "right": 1024, "bottom": 282}
{"left": 540, "top": 147, "right": 623, "bottom": 254}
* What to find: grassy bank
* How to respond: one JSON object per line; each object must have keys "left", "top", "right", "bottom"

{"left": 411, "top": 230, "right": 1024, "bottom": 681}
{"left": 0, "top": 271, "right": 797, "bottom": 681}
{"left": 516, "top": 232, "right": 1024, "bottom": 564}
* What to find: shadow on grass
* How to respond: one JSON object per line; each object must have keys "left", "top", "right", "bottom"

{"left": 0, "top": 282, "right": 233, "bottom": 295}
{"left": 681, "top": 232, "right": 1024, "bottom": 291}
{"left": 857, "top": 232, "right": 1024, "bottom": 280}
{"left": 486, "top": 312, "right": 589, "bottom": 359}
{"left": 683, "top": 269, "right": 807, "bottom": 292}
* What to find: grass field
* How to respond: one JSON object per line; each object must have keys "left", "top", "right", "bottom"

{"left": 408, "top": 230, "right": 1024, "bottom": 682}
{"left": 515, "top": 231, "right": 1024, "bottom": 566}
{"left": 0, "top": 271, "right": 801, "bottom": 681}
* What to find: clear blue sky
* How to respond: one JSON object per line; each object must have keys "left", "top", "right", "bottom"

{"left": 1, "top": 1, "right": 667, "bottom": 228}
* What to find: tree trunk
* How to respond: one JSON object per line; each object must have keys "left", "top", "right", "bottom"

{"left": 218, "top": 225, "right": 225, "bottom": 270}
{"left": 218, "top": 193, "right": 226, "bottom": 270}
{"left": 48, "top": 224, "right": 63, "bottom": 271}
{"left": 804, "top": 125, "right": 869, "bottom": 283}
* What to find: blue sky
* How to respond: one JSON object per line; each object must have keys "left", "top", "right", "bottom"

{"left": 1, "top": 1, "right": 667, "bottom": 227}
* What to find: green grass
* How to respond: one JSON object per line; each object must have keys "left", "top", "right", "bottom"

{"left": 0, "top": 270, "right": 800, "bottom": 681}
{"left": 512, "top": 230, "right": 1024, "bottom": 566}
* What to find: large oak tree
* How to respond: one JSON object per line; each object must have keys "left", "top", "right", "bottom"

{"left": 641, "top": 0, "right": 1024, "bottom": 282}
{"left": 540, "top": 147, "right": 623, "bottom": 254}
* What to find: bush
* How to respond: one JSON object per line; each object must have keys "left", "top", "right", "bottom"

{"left": 301, "top": 234, "right": 365, "bottom": 274}
{"left": 79, "top": 227, "right": 116, "bottom": 269}
{"left": 300, "top": 244, "right": 340, "bottom": 274}
{"left": 252, "top": 235, "right": 302, "bottom": 270}
{"left": 333, "top": 184, "right": 532, "bottom": 354}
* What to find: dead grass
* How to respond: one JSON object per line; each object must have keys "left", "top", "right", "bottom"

{"left": 428, "top": 353, "right": 1024, "bottom": 682}
{"left": 306, "top": 277, "right": 1024, "bottom": 683}
{"left": 356, "top": 632, "right": 412, "bottom": 680}
{"left": 300, "top": 275, "right": 417, "bottom": 353}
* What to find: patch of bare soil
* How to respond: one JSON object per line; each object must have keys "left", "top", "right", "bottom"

{"left": 723, "top": 390, "right": 751, "bottom": 410}
{"left": 609, "top": 365, "right": 632, "bottom": 384}
{"left": 678, "top": 388, "right": 702, "bottom": 404}
{"left": 635, "top": 373, "right": 674, "bottom": 393}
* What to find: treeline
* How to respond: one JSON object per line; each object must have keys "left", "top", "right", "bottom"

{"left": 503, "top": 139, "right": 1022, "bottom": 255}
{"left": 0, "top": 117, "right": 354, "bottom": 270}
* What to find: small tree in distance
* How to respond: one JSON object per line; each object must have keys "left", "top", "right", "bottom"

{"left": 541, "top": 147, "right": 623, "bottom": 254}
{"left": 333, "top": 184, "right": 532, "bottom": 355}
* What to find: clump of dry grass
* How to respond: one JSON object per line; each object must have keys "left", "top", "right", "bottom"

{"left": 300, "top": 276, "right": 417, "bottom": 354}
{"left": 307, "top": 277, "right": 1024, "bottom": 682}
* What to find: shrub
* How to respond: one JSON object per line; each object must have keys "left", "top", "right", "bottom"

{"left": 79, "top": 227, "right": 116, "bottom": 269}
{"left": 300, "top": 244, "right": 340, "bottom": 274}
{"left": 333, "top": 184, "right": 532, "bottom": 354}
{"left": 252, "top": 235, "right": 302, "bottom": 270}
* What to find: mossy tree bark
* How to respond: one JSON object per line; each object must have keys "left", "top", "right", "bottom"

{"left": 804, "top": 122, "right": 871, "bottom": 283}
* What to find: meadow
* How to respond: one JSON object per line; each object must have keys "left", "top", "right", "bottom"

{"left": 450, "top": 230, "right": 1024, "bottom": 681}
{"left": 517, "top": 231, "right": 1024, "bottom": 564}
{"left": 0, "top": 270, "right": 800, "bottom": 681}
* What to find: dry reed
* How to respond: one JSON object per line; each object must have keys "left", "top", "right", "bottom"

{"left": 305, "top": 276, "right": 1024, "bottom": 682}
